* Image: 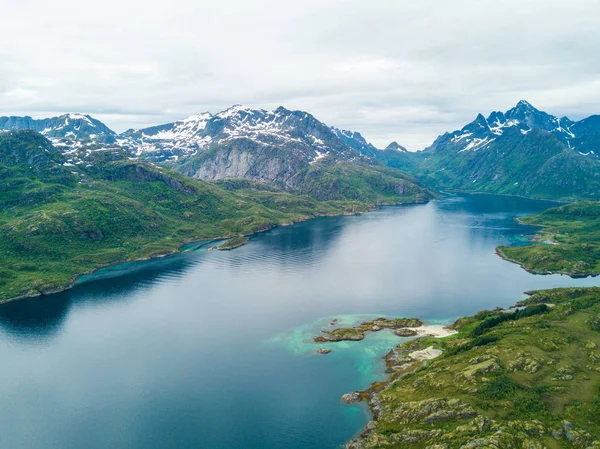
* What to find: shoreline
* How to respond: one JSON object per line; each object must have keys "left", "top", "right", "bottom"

{"left": 495, "top": 216, "right": 599, "bottom": 279}
{"left": 1, "top": 198, "right": 430, "bottom": 304}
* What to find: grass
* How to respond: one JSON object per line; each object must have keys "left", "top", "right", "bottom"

{"left": 350, "top": 287, "right": 600, "bottom": 448}
{"left": 217, "top": 236, "right": 249, "bottom": 250}
{"left": 498, "top": 201, "right": 600, "bottom": 276}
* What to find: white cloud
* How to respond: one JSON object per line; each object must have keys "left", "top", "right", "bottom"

{"left": 1, "top": 0, "right": 599, "bottom": 150}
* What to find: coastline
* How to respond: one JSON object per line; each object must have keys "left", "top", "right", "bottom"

{"left": 0, "top": 198, "right": 429, "bottom": 304}
{"left": 343, "top": 288, "right": 600, "bottom": 448}
{"left": 495, "top": 216, "right": 599, "bottom": 279}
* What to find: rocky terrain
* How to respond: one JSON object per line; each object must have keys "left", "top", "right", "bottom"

{"left": 313, "top": 317, "right": 423, "bottom": 343}
{"left": 345, "top": 288, "right": 600, "bottom": 448}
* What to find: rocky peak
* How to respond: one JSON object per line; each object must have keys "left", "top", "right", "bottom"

{"left": 385, "top": 141, "right": 408, "bottom": 152}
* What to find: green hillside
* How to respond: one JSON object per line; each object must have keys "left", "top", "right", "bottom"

{"left": 0, "top": 130, "right": 433, "bottom": 302}
{"left": 348, "top": 287, "right": 600, "bottom": 448}
{"left": 498, "top": 201, "right": 600, "bottom": 277}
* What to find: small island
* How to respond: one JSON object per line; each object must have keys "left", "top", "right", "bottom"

{"left": 313, "top": 317, "right": 423, "bottom": 343}
{"left": 217, "top": 236, "right": 249, "bottom": 251}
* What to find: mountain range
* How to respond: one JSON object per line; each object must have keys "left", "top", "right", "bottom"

{"left": 0, "top": 106, "right": 429, "bottom": 202}
{"left": 1, "top": 100, "right": 600, "bottom": 202}
{"left": 406, "top": 101, "right": 600, "bottom": 200}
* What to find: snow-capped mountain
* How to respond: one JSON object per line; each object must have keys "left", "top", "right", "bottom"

{"left": 0, "top": 113, "right": 121, "bottom": 163}
{"left": 426, "top": 100, "right": 594, "bottom": 156}
{"left": 330, "top": 127, "right": 378, "bottom": 156}
{"left": 412, "top": 101, "right": 600, "bottom": 200}
{"left": 0, "top": 113, "right": 116, "bottom": 144}
{"left": 384, "top": 141, "right": 409, "bottom": 152}
{"left": 120, "top": 105, "right": 360, "bottom": 166}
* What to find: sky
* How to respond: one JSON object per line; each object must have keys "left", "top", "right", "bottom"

{"left": 1, "top": 0, "right": 599, "bottom": 150}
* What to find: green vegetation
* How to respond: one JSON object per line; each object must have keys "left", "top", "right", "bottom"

{"left": 348, "top": 287, "right": 600, "bottom": 448}
{"left": 0, "top": 130, "right": 432, "bottom": 302}
{"left": 498, "top": 201, "right": 600, "bottom": 277}
{"left": 217, "top": 236, "right": 248, "bottom": 250}
{"left": 379, "top": 127, "right": 600, "bottom": 202}
{"left": 292, "top": 159, "right": 434, "bottom": 204}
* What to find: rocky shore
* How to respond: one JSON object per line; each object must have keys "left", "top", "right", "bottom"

{"left": 313, "top": 317, "right": 424, "bottom": 343}
{"left": 341, "top": 288, "right": 600, "bottom": 448}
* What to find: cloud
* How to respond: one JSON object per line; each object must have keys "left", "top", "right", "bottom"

{"left": 1, "top": 0, "right": 599, "bottom": 149}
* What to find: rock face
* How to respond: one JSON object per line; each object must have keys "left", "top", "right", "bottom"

{"left": 317, "top": 348, "right": 332, "bottom": 355}
{"left": 121, "top": 105, "right": 357, "bottom": 168}
{"left": 118, "top": 106, "right": 434, "bottom": 202}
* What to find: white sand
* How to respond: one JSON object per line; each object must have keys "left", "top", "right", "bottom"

{"left": 409, "top": 345, "right": 443, "bottom": 361}
{"left": 415, "top": 324, "right": 457, "bottom": 338}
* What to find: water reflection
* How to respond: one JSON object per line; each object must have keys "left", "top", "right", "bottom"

{"left": 0, "top": 294, "right": 71, "bottom": 342}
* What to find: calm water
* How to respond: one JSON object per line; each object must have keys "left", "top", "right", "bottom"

{"left": 1, "top": 194, "right": 599, "bottom": 449}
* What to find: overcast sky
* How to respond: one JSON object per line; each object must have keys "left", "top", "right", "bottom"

{"left": 1, "top": 0, "right": 598, "bottom": 150}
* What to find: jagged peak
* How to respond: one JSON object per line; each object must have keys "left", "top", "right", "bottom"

{"left": 507, "top": 100, "right": 543, "bottom": 117}
{"left": 516, "top": 99, "right": 535, "bottom": 109}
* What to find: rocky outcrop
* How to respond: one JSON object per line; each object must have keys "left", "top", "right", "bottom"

{"left": 394, "top": 328, "right": 418, "bottom": 337}
{"left": 341, "top": 392, "right": 362, "bottom": 403}
{"left": 314, "top": 317, "right": 423, "bottom": 343}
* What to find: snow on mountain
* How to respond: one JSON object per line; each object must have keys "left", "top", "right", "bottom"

{"left": 120, "top": 105, "right": 361, "bottom": 164}
{"left": 384, "top": 141, "right": 409, "bottom": 152}
{"left": 0, "top": 113, "right": 116, "bottom": 144}
{"left": 330, "top": 127, "right": 378, "bottom": 156}
{"left": 428, "top": 100, "right": 595, "bottom": 156}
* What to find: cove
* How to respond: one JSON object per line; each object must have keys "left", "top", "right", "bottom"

{"left": 0, "top": 194, "right": 599, "bottom": 449}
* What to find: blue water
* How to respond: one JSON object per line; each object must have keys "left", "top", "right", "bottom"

{"left": 0, "top": 194, "right": 598, "bottom": 449}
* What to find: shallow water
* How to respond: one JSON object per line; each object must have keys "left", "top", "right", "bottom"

{"left": 0, "top": 194, "right": 598, "bottom": 449}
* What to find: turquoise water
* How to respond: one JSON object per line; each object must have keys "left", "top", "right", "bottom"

{"left": 0, "top": 194, "right": 599, "bottom": 449}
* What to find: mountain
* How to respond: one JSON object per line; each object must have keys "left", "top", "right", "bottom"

{"left": 119, "top": 105, "right": 432, "bottom": 202}
{"left": 0, "top": 129, "right": 433, "bottom": 301}
{"left": 384, "top": 141, "right": 409, "bottom": 152}
{"left": 330, "top": 127, "right": 378, "bottom": 156}
{"left": 120, "top": 105, "right": 357, "bottom": 164}
{"left": 0, "top": 113, "right": 117, "bottom": 145}
{"left": 407, "top": 101, "right": 600, "bottom": 200}
{"left": 1, "top": 107, "right": 433, "bottom": 203}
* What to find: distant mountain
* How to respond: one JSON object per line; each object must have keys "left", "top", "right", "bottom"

{"left": 118, "top": 105, "right": 431, "bottom": 201}
{"left": 0, "top": 106, "right": 432, "bottom": 202}
{"left": 384, "top": 141, "right": 409, "bottom": 152}
{"left": 330, "top": 127, "right": 378, "bottom": 157}
{"left": 0, "top": 113, "right": 117, "bottom": 145}
{"left": 406, "top": 101, "right": 600, "bottom": 200}
{"left": 120, "top": 106, "right": 357, "bottom": 165}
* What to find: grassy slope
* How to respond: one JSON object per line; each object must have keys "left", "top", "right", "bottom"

{"left": 0, "top": 131, "right": 432, "bottom": 302}
{"left": 498, "top": 201, "right": 600, "bottom": 277}
{"left": 349, "top": 287, "right": 600, "bottom": 448}
{"left": 289, "top": 159, "right": 436, "bottom": 204}
{"left": 391, "top": 129, "right": 600, "bottom": 202}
